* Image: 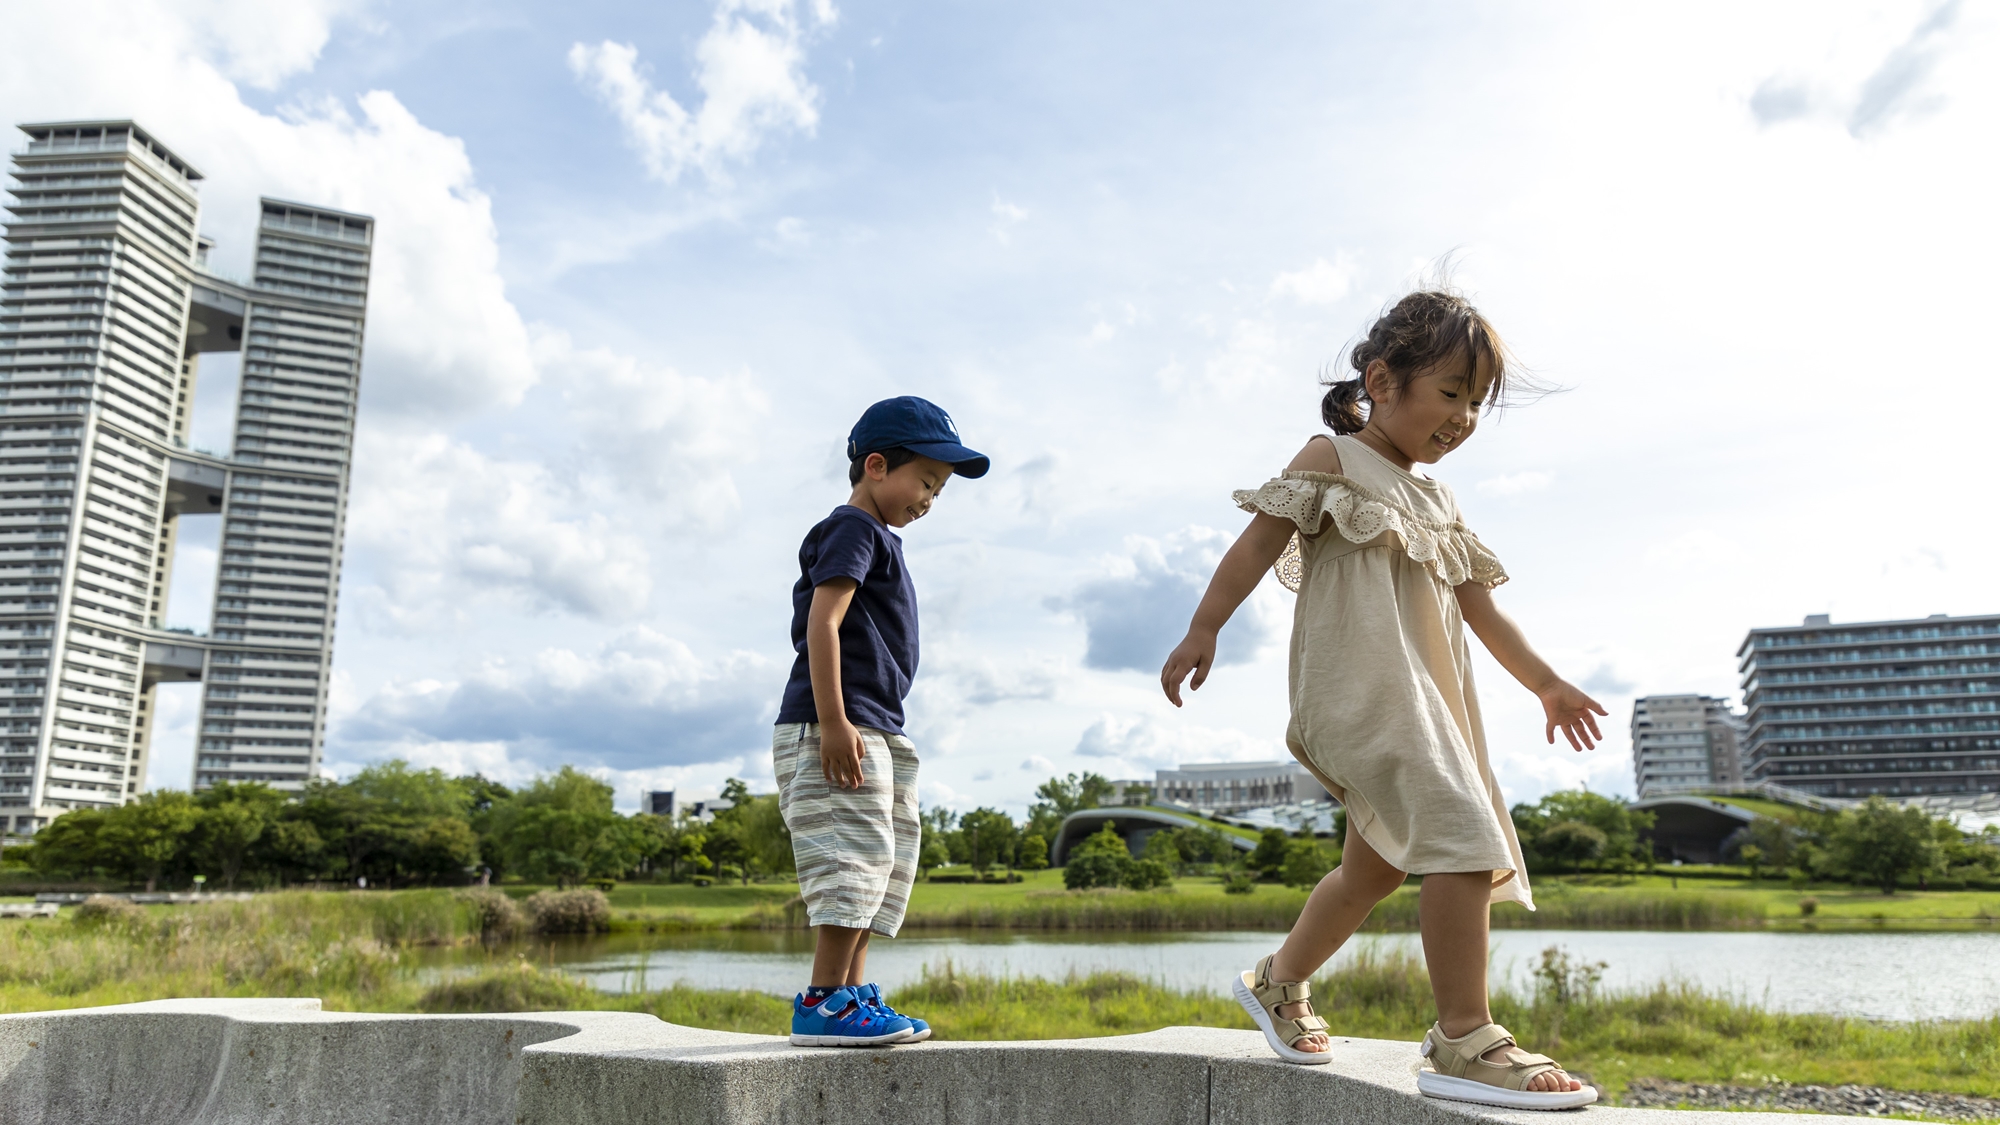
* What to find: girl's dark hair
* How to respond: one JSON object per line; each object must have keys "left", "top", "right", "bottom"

{"left": 1321, "top": 289, "right": 1527, "bottom": 435}
{"left": 848, "top": 446, "right": 919, "bottom": 486}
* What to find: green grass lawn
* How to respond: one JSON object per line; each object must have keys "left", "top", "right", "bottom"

{"left": 492, "top": 869, "right": 2000, "bottom": 933}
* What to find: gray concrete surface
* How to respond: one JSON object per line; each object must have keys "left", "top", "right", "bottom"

{"left": 0, "top": 998, "right": 1843, "bottom": 1124}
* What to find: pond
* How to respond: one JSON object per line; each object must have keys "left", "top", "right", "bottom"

{"left": 422, "top": 928, "right": 2000, "bottom": 1023}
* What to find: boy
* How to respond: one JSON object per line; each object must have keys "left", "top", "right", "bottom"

{"left": 775, "top": 396, "right": 989, "bottom": 1047}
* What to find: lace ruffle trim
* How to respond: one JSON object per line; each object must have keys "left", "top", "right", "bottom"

{"left": 1232, "top": 472, "right": 1508, "bottom": 593}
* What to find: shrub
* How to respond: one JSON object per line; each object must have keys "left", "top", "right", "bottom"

{"left": 1121, "top": 858, "right": 1173, "bottom": 892}
{"left": 1221, "top": 871, "right": 1257, "bottom": 895}
{"left": 523, "top": 888, "right": 611, "bottom": 934}
{"left": 1798, "top": 896, "right": 1819, "bottom": 916}
{"left": 456, "top": 887, "right": 525, "bottom": 938}
{"left": 1017, "top": 834, "right": 1050, "bottom": 871}
{"left": 416, "top": 961, "right": 597, "bottom": 1012}
{"left": 1063, "top": 851, "right": 1127, "bottom": 891}
{"left": 70, "top": 894, "right": 145, "bottom": 928}
{"left": 1280, "top": 839, "right": 1334, "bottom": 889}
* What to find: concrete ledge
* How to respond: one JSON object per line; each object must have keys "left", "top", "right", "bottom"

{"left": 0, "top": 999, "right": 1840, "bottom": 1124}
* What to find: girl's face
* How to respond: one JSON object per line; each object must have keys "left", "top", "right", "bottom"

{"left": 1363, "top": 354, "right": 1494, "bottom": 468}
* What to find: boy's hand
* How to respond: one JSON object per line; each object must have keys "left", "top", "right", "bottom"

{"left": 1160, "top": 629, "right": 1218, "bottom": 707}
{"left": 820, "top": 720, "right": 867, "bottom": 788}
{"left": 1539, "top": 680, "right": 1608, "bottom": 752}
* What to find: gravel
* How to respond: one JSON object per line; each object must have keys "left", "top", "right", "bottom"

{"left": 1622, "top": 1078, "right": 2000, "bottom": 1121}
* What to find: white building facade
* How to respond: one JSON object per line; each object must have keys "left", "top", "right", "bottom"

{"left": 1155, "top": 760, "right": 1330, "bottom": 814}
{"left": 1, "top": 121, "right": 369, "bottom": 833}
{"left": 1630, "top": 694, "right": 1746, "bottom": 797}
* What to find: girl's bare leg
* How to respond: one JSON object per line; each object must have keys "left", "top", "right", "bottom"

{"left": 1266, "top": 824, "right": 1408, "bottom": 1052}
{"left": 1419, "top": 872, "right": 1579, "bottom": 1093}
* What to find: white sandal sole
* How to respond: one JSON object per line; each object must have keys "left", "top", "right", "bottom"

{"left": 1231, "top": 971, "right": 1333, "bottom": 1066}
{"left": 1417, "top": 1069, "right": 1598, "bottom": 1109}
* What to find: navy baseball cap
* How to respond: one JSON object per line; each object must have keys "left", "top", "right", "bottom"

{"left": 847, "top": 396, "right": 990, "bottom": 479}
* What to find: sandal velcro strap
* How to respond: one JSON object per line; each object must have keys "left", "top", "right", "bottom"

{"left": 1422, "top": 1022, "right": 1569, "bottom": 1091}
{"left": 1274, "top": 981, "right": 1311, "bottom": 1004}
{"left": 1288, "top": 1014, "right": 1329, "bottom": 1035}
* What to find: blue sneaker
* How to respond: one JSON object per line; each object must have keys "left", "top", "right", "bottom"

{"left": 857, "top": 982, "right": 930, "bottom": 1043}
{"left": 790, "top": 986, "right": 914, "bottom": 1047}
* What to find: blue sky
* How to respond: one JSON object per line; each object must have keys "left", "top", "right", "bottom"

{"left": 5, "top": 1, "right": 1995, "bottom": 815}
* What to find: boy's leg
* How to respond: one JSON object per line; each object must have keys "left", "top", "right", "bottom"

{"left": 810, "top": 924, "right": 869, "bottom": 989}
{"left": 775, "top": 722, "right": 898, "bottom": 936}
{"left": 1419, "top": 871, "right": 1580, "bottom": 1093}
{"left": 861, "top": 732, "right": 922, "bottom": 940}
{"left": 843, "top": 930, "right": 872, "bottom": 986}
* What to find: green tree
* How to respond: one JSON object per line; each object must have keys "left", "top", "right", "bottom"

{"left": 1017, "top": 833, "right": 1050, "bottom": 871}
{"left": 1279, "top": 837, "right": 1334, "bottom": 889}
{"left": 489, "top": 766, "right": 642, "bottom": 887}
{"left": 1537, "top": 821, "right": 1607, "bottom": 875}
{"left": 1248, "top": 827, "right": 1290, "bottom": 880}
{"left": 918, "top": 834, "right": 952, "bottom": 878}
{"left": 1063, "top": 823, "right": 1132, "bottom": 889}
{"left": 23, "top": 807, "right": 112, "bottom": 880}
{"left": 1141, "top": 829, "right": 1183, "bottom": 872}
{"left": 192, "top": 782, "right": 286, "bottom": 889}
{"left": 101, "top": 792, "right": 203, "bottom": 892}
{"left": 1512, "top": 790, "right": 1654, "bottom": 872}
{"left": 1027, "top": 772, "right": 1113, "bottom": 845}
{"left": 1830, "top": 796, "right": 1945, "bottom": 895}
{"left": 959, "top": 807, "right": 1017, "bottom": 870}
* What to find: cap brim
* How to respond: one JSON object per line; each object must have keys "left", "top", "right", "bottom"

{"left": 903, "top": 440, "right": 990, "bottom": 479}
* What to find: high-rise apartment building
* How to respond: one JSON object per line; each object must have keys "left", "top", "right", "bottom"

{"left": 0, "top": 121, "right": 370, "bottom": 833}
{"left": 1630, "top": 694, "right": 1745, "bottom": 797}
{"left": 1739, "top": 612, "right": 2000, "bottom": 798}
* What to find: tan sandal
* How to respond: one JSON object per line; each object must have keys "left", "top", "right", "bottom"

{"left": 1230, "top": 953, "right": 1332, "bottom": 1065}
{"left": 1416, "top": 1022, "right": 1597, "bottom": 1110}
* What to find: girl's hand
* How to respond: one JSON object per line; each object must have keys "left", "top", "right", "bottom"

{"left": 1161, "top": 629, "right": 1218, "bottom": 707}
{"left": 1539, "top": 681, "right": 1608, "bottom": 752}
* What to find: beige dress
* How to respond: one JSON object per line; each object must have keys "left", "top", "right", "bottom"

{"left": 1234, "top": 434, "right": 1533, "bottom": 909}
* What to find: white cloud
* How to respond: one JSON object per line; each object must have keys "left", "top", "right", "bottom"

{"left": 1056, "top": 527, "right": 1279, "bottom": 673}
{"left": 1476, "top": 470, "right": 1554, "bottom": 496}
{"left": 990, "top": 195, "right": 1029, "bottom": 243}
{"left": 1073, "top": 713, "right": 1285, "bottom": 776}
{"left": 568, "top": 0, "right": 835, "bottom": 187}
{"left": 338, "top": 627, "right": 779, "bottom": 773}
{"left": 534, "top": 327, "right": 763, "bottom": 521}
{"left": 1270, "top": 254, "right": 1358, "bottom": 305}
{"left": 346, "top": 431, "right": 653, "bottom": 625}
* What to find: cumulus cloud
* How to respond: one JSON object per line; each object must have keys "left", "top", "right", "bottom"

{"left": 568, "top": 0, "right": 836, "bottom": 187}
{"left": 533, "top": 327, "right": 763, "bottom": 520}
{"left": 1056, "top": 528, "right": 1277, "bottom": 673}
{"left": 346, "top": 431, "right": 653, "bottom": 624}
{"left": 337, "top": 628, "right": 780, "bottom": 770}
{"left": 1270, "top": 255, "right": 1357, "bottom": 305}
{"left": 1749, "top": 0, "right": 1964, "bottom": 138}
{"left": 1073, "top": 713, "right": 1285, "bottom": 774}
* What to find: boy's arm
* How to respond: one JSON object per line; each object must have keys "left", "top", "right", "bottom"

{"left": 806, "top": 578, "right": 867, "bottom": 788}
{"left": 1453, "top": 580, "right": 1607, "bottom": 752}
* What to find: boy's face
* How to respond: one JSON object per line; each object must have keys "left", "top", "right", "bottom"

{"left": 866, "top": 454, "right": 955, "bottom": 527}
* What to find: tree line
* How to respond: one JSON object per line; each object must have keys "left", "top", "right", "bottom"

{"left": 9, "top": 756, "right": 1990, "bottom": 895}
{"left": 7, "top": 763, "right": 796, "bottom": 892}
{"left": 1509, "top": 789, "right": 2000, "bottom": 891}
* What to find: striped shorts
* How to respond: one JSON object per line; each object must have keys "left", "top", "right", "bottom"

{"left": 773, "top": 722, "right": 921, "bottom": 936}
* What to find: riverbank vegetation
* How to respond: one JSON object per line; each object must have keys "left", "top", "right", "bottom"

{"left": 2, "top": 891, "right": 1994, "bottom": 1106}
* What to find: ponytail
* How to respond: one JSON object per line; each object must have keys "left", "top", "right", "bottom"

{"left": 1320, "top": 378, "right": 1368, "bottom": 435}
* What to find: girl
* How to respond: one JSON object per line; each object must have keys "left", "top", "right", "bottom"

{"left": 1160, "top": 290, "right": 1606, "bottom": 1111}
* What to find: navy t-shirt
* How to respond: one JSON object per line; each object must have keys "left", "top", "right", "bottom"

{"left": 776, "top": 506, "right": 919, "bottom": 735}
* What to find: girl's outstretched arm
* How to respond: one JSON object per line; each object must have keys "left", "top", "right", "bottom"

{"left": 1161, "top": 438, "right": 1339, "bottom": 707}
{"left": 1454, "top": 581, "right": 1608, "bottom": 751}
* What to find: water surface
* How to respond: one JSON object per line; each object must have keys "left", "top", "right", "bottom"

{"left": 426, "top": 928, "right": 2000, "bottom": 1022}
